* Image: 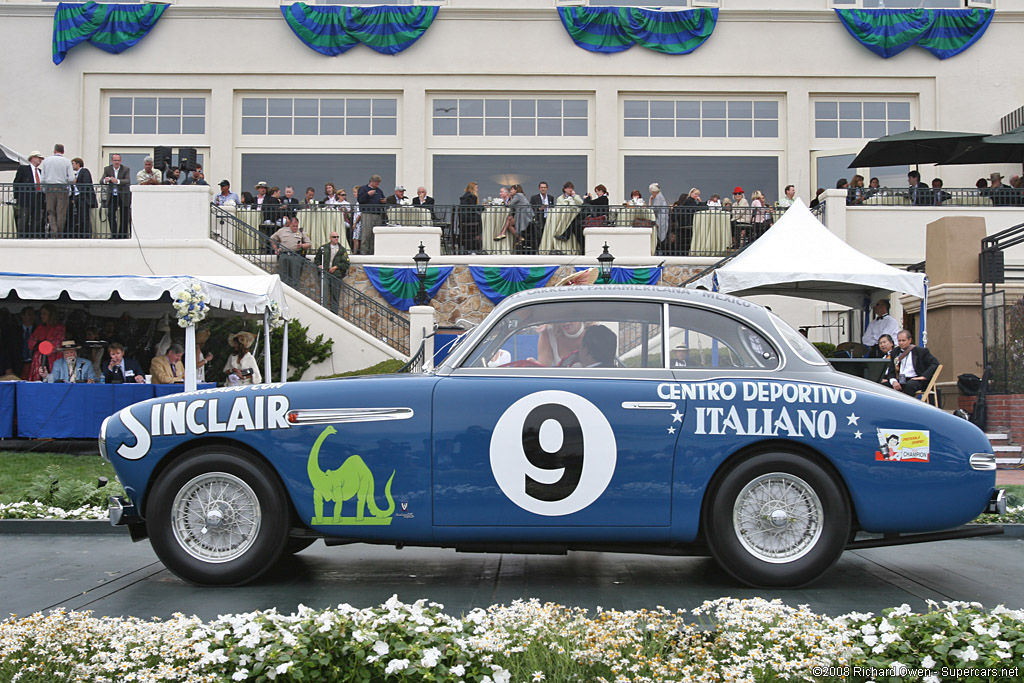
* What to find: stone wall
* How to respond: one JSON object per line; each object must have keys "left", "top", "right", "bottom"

{"left": 346, "top": 264, "right": 706, "bottom": 327}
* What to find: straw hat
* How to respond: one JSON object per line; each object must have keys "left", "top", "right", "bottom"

{"left": 58, "top": 340, "right": 81, "bottom": 350}
{"left": 229, "top": 331, "right": 256, "bottom": 348}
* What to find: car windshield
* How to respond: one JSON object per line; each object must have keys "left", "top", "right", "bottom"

{"left": 461, "top": 300, "right": 663, "bottom": 370}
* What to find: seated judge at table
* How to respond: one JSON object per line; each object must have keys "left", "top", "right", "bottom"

{"left": 150, "top": 343, "right": 185, "bottom": 384}
{"left": 876, "top": 334, "right": 897, "bottom": 387}
{"left": 224, "top": 331, "right": 262, "bottom": 386}
{"left": 102, "top": 342, "right": 146, "bottom": 384}
{"left": 43, "top": 340, "right": 98, "bottom": 383}
{"left": 887, "top": 330, "right": 939, "bottom": 396}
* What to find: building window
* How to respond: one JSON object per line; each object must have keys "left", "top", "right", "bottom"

{"left": 240, "top": 97, "right": 398, "bottom": 136}
{"left": 432, "top": 98, "right": 589, "bottom": 137}
{"left": 623, "top": 99, "right": 779, "bottom": 139}
{"left": 814, "top": 100, "right": 911, "bottom": 139}
{"left": 109, "top": 96, "right": 206, "bottom": 135}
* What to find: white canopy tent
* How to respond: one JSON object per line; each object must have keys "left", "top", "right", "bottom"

{"left": 686, "top": 199, "right": 929, "bottom": 342}
{"left": 0, "top": 273, "right": 291, "bottom": 391}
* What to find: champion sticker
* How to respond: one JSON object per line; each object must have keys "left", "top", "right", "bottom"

{"left": 876, "top": 429, "right": 930, "bottom": 462}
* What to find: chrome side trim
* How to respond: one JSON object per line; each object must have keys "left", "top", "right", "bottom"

{"left": 287, "top": 407, "right": 414, "bottom": 425}
{"left": 98, "top": 415, "right": 111, "bottom": 462}
{"left": 970, "top": 453, "right": 997, "bottom": 471}
{"left": 621, "top": 401, "right": 677, "bottom": 410}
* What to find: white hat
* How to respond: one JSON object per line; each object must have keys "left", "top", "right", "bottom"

{"left": 256, "top": 180, "right": 268, "bottom": 188}
{"left": 28, "top": 151, "right": 43, "bottom": 160}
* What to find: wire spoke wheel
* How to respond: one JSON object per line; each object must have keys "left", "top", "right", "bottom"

{"left": 171, "top": 472, "right": 262, "bottom": 563}
{"left": 733, "top": 473, "right": 823, "bottom": 563}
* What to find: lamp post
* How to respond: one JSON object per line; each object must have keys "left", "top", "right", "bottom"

{"left": 413, "top": 242, "right": 431, "bottom": 305}
{"left": 597, "top": 242, "right": 615, "bottom": 284}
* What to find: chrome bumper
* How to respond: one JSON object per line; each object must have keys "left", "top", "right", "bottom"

{"left": 109, "top": 496, "right": 148, "bottom": 541}
{"left": 987, "top": 488, "right": 1007, "bottom": 516}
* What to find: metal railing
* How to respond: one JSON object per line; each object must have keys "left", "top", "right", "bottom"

{"left": 0, "top": 183, "right": 129, "bottom": 239}
{"left": 980, "top": 221, "right": 1024, "bottom": 394}
{"left": 210, "top": 206, "right": 410, "bottom": 355}
{"left": 847, "top": 186, "right": 1024, "bottom": 207}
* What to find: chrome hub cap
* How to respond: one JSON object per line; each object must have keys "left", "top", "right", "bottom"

{"left": 171, "top": 472, "right": 261, "bottom": 563}
{"left": 733, "top": 473, "right": 823, "bottom": 564}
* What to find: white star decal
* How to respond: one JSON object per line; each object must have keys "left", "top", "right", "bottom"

{"left": 671, "top": 411, "right": 684, "bottom": 423}
{"left": 853, "top": 430, "right": 862, "bottom": 439}
{"left": 847, "top": 413, "right": 860, "bottom": 426}
{"left": 667, "top": 426, "right": 676, "bottom": 434}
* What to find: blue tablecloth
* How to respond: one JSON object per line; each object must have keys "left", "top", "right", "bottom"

{"left": 0, "top": 383, "right": 16, "bottom": 438}
{"left": 15, "top": 382, "right": 215, "bottom": 439}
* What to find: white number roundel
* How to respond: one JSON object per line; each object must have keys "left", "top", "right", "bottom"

{"left": 489, "top": 390, "right": 617, "bottom": 516}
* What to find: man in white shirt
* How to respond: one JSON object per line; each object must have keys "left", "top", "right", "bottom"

{"left": 777, "top": 184, "right": 797, "bottom": 209}
{"left": 39, "top": 144, "right": 75, "bottom": 237}
{"left": 862, "top": 299, "right": 901, "bottom": 356}
{"left": 136, "top": 156, "right": 162, "bottom": 186}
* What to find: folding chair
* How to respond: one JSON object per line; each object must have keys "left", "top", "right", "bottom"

{"left": 916, "top": 364, "right": 943, "bottom": 406}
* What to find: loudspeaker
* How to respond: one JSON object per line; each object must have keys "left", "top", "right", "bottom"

{"left": 153, "top": 146, "right": 172, "bottom": 173}
{"left": 980, "top": 249, "right": 1004, "bottom": 284}
{"left": 177, "top": 147, "right": 197, "bottom": 172}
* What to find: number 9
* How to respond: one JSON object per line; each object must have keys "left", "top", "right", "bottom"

{"left": 490, "top": 390, "right": 617, "bottom": 516}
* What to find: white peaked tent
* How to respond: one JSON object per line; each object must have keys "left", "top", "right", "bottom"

{"left": 685, "top": 199, "right": 929, "bottom": 340}
{"left": 0, "top": 273, "right": 290, "bottom": 391}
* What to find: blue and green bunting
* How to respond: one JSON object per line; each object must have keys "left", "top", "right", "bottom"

{"left": 363, "top": 266, "right": 453, "bottom": 311}
{"left": 834, "top": 9, "right": 993, "bottom": 60}
{"left": 557, "top": 7, "right": 717, "bottom": 55}
{"left": 574, "top": 266, "right": 663, "bottom": 285}
{"left": 281, "top": 3, "right": 438, "bottom": 56}
{"left": 53, "top": 2, "right": 168, "bottom": 65}
{"left": 469, "top": 266, "right": 559, "bottom": 305}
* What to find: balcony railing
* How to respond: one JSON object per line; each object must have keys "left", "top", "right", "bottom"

{"left": 847, "top": 186, "right": 1024, "bottom": 207}
{"left": 210, "top": 205, "right": 410, "bottom": 355}
{"left": 0, "top": 183, "right": 127, "bottom": 239}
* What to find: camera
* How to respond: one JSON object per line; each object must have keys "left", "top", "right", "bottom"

{"left": 240, "top": 368, "right": 254, "bottom": 378}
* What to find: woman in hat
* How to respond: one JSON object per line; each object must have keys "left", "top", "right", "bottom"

{"left": 26, "top": 304, "right": 65, "bottom": 381}
{"left": 224, "top": 331, "right": 261, "bottom": 385}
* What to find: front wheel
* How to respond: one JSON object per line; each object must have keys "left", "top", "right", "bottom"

{"left": 146, "top": 447, "right": 289, "bottom": 586}
{"left": 703, "top": 452, "right": 850, "bottom": 588}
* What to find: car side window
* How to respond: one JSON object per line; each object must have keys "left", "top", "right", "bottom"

{"left": 668, "top": 305, "right": 779, "bottom": 370}
{"left": 461, "top": 300, "right": 662, "bottom": 370}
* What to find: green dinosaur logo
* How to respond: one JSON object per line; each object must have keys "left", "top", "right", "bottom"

{"left": 307, "top": 425, "right": 396, "bottom": 526}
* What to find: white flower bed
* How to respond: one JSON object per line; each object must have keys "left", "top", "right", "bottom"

{"left": 0, "top": 501, "right": 107, "bottom": 520}
{"left": 2, "top": 597, "right": 1022, "bottom": 682}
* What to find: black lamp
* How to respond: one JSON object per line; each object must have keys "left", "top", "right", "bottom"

{"left": 597, "top": 242, "right": 615, "bottom": 283}
{"left": 413, "top": 242, "right": 431, "bottom": 305}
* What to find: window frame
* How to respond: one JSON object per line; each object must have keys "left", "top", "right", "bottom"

{"left": 237, "top": 93, "right": 400, "bottom": 139}
{"left": 430, "top": 95, "right": 592, "bottom": 140}
{"left": 104, "top": 92, "right": 209, "bottom": 139}
{"left": 810, "top": 96, "right": 915, "bottom": 144}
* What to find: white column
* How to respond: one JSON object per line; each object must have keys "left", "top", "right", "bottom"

{"left": 408, "top": 305, "right": 437, "bottom": 372}
{"left": 281, "top": 319, "right": 290, "bottom": 383}
{"left": 263, "top": 309, "right": 272, "bottom": 384}
{"left": 184, "top": 324, "right": 197, "bottom": 393}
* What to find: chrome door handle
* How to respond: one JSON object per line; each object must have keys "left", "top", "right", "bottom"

{"left": 621, "top": 402, "right": 677, "bottom": 410}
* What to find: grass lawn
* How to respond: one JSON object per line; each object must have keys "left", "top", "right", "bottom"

{"left": 0, "top": 451, "right": 121, "bottom": 505}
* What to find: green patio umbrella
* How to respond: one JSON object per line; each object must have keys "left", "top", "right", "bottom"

{"left": 942, "top": 127, "right": 1024, "bottom": 165}
{"left": 849, "top": 129, "right": 987, "bottom": 168}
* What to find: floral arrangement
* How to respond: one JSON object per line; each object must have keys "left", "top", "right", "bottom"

{"left": 173, "top": 282, "right": 210, "bottom": 329}
{"left": 488, "top": 197, "right": 507, "bottom": 206}
{"left": 0, "top": 501, "right": 107, "bottom": 520}
{"left": 267, "top": 299, "right": 285, "bottom": 330}
{"left": 399, "top": 196, "right": 413, "bottom": 206}
{"left": 3, "top": 596, "right": 1023, "bottom": 682}
{"left": 627, "top": 196, "right": 645, "bottom": 207}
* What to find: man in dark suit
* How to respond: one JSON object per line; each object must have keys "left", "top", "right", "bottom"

{"left": 907, "top": 170, "right": 930, "bottom": 207}
{"left": 102, "top": 342, "right": 146, "bottom": 384}
{"left": 529, "top": 180, "right": 554, "bottom": 241}
{"left": 102, "top": 153, "right": 131, "bottom": 238}
{"left": 280, "top": 185, "right": 300, "bottom": 220}
{"left": 69, "top": 157, "right": 98, "bottom": 238}
{"left": 888, "top": 329, "right": 940, "bottom": 396}
{"left": 412, "top": 186, "right": 436, "bottom": 223}
{"left": 13, "top": 151, "right": 45, "bottom": 238}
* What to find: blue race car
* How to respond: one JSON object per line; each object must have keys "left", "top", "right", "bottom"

{"left": 100, "top": 285, "right": 1005, "bottom": 587}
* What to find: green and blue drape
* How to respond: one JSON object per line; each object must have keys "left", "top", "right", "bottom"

{"left": 363, "top": 266, "right": 453, "bottom": 311}
{"left": 834, "top": 9, "right": 993, "bottom": 60}
{"left": 574, "top": 266, "right": 663, "bottom": 286}
{"left": 557, "top": 7, "right": 717, "bottom": 55}
{"left": 53, "top": 2, "right": 168, "bottom": 65}
{"left": 469, "top": 266, "right": 559, "bottom": 305}
{"left": 281, "top": 3, "right": 438, "bottom": 56}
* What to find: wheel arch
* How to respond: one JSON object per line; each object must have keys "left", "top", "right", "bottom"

{"left": 139, "top": 436, "right": 309, "bottom": 533}
{"left": 698, "top": 439, "right": 861, "bottom": 538}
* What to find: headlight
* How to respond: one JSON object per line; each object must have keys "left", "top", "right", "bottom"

{"left": 98, "top": 416, "right": 111, "bottom": 462}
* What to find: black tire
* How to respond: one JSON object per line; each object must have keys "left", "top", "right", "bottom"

{"left": 703, "top": 451, "right": 850, "bottom": 588}
{"left": 146, "top": 446, "right": 290, "bottom": 586}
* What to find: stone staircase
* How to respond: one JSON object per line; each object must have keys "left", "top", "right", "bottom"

{"left": 988, "top": 432, "right": 1023, "bottom": 468}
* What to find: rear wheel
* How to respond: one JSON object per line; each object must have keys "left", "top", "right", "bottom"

{"left": 147, "top": 447, "right": 289, "bottom": 586}
{"left": 704, "top": 451, "right": 850, "bottom": 588}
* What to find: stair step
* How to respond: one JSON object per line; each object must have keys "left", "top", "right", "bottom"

{"left": 987, "top": 433, "right": 1009, "bottom": 441}
{"left": 994, "top": 445, "right": 1022, "bottom": 453}
{"left": 996, "top": 457, "right": 1023, "bottom": 465}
